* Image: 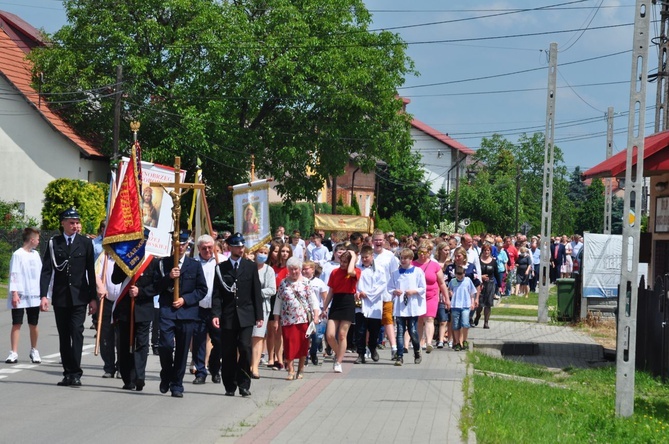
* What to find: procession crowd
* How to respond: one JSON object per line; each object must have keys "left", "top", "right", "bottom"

{"left": 5, "top": 210, "right": 585, "bottom": 399}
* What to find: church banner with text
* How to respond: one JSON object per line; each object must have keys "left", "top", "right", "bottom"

{"left": 314, "top": 214, "right": 373, "bottom": 233}
{"left": 117, "top": 157, "right": 186, "bottom": 257}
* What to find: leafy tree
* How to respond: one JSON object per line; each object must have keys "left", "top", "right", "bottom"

{"left": 611, "top": 195, "right": 625, "bottom": 234}
{"left": 568, "top": 167, "right": 588, "bottom": 203}
{"left": 435, "top": 186, "right": 449, "bottom": 220}
{"left": 575, "top": 178, "right": 605, "bottom": 234}
{"left": 461, "top": 132, "right": 573, "bottom": 237}
{"left": 41, "top": 178, "right": 106, "bottom": 233}
{"left": 30, "top": 0, "right": 415, "bottom": 220}
{"left": 0, "top": 200, "right": 38, "bottom": 230}
{"left": 377, "top": 149, "right": 435, "bottom": 228}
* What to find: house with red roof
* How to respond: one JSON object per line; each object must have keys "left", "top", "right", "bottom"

{"left": 403, "top": 98, "right": 474, "bottom": 195}
{"left": 0, "top": 11, "right": 108, "bottom": 220}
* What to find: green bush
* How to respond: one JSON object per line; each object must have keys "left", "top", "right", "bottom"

{"left": 376, "top": 218, "right": 392, "bottom": 233}
{"left": 0, "top": 239, "right": 13, "bottom": 280}
{"left": 41, "top": 178, "right": 107, "bottom": 234}
{"left": 466, "top": 220, "right": 486, "bottom": 236}
{"left": 0, "top": 200, "right": 38, "bottom": 230}
{"left": 388, "top": 213, "right": 414, "bottom": 237}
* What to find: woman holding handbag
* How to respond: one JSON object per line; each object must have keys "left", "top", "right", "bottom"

{"left": 272, "top": 257, "right": 320, "bottom": 380}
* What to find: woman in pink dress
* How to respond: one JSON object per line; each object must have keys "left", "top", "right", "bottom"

{"left": 413, "top": 241, "right": 449, "bottom": 353}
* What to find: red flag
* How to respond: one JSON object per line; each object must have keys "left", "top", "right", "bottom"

{"left": 103, "top": 143, "right": 146, "bottom": 276}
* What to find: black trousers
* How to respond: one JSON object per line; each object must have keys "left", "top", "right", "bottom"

{"left": 118, "top": 320, "right": 150, "bottom": 385}
{"left": 192, "top": 308, "right": 222, "bottom": 378}
{"left": 53, "top": 304, "right": 87, "bottom": 378}
{"left": 220, "top": 325, "right": 253, "bottom": 393}
{"left": 354, "top": 312, "right": 381, "bottom": 355}
{"left": 159, "top": 318, "right": 196, "bottom": 394}
{"left": 99, "top": 300, "right": 117, "bottom": 375}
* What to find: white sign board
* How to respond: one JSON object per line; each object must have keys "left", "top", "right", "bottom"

{"left": 582, "top": 233, "right": 647, "bottom": 298}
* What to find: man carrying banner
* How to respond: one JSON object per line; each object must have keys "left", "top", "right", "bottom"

{"left": 111, "top": 236, "right": 159, "bottom": 392}
{"left": 40, "top": 208, "right": 98, "bottom": 387}
{"left": 211, "top": 233, "right": 263, "bottom": 397}
{"left": 154, "top": 230, "right": 207, "bottom": 398}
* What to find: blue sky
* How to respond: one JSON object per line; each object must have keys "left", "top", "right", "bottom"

{"left": 0, "top": 0, "right": 656, "bottom": 172}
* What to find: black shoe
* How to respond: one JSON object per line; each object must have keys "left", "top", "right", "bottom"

{"left": 171, "top": 391, "right": 183, "bottom": 398}
{"left": 159, "top": 381, "right": 170, "bottom": 394}
{"left": 239, "top": 388, "right": 251, "bottom": 397}
{"left": 122, "top": 383, "right": 136, "bottom": 390}
{"left": 224, "top": 391, "right": 235, "bottom": 397}
{"left": 474, "top": 313, "right": 481, "bottom": 327}
{"left": 403, "top": 347, "right": 408, "bottom": 354}
{"left": 414, "top": 354, "right": 422, "bottom": 365}
{"left": 152, "top": 346, "right": 159, "bottom": 356}
{"left": 211, "top": 374, "right": 221, "bottom": 384}
{"left": 70, "top": 378, "right": 82, "bottom": 387}
{"left": 371, "top": 349, "right": 380, "bottom": 362}
{"left": 394, "top": 357, "right": 403, "bottom": 366}
{"left": 135, "top": 379, "right": 145, "bottom": 391}
{"left": 354, "top": 354, "right": 365, "bottom": 364}
{"left": 310, "top": 353, "right": 319, "bottom": 366}
{"left": 102, "top": 372, "right": 114, "bottom": 379}
{"left": 57, "top": 377, "right": 72, "bottom": 387}
{"left": 193, "top": 376, "right": 206, "bottom": 385}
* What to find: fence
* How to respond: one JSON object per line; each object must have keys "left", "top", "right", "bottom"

{"left": 0, "top": 228, "right": 62, "bottom": 279}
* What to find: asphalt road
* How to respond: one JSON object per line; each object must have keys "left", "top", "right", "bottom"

{"left": 0, "top": 307, "right": 302, "bottom": 444}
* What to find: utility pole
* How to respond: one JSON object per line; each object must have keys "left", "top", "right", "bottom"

{"left": 112, "top": 65, "right": 123, "bottom": 163}
{"left": 616, "top": 0, "right": 651, "bottom": 418}
{"left": 538, "top": 42, "right": 558, "bottom": 323}
{"left": 655, "top": 0, "right": 669, "bottom": 133}
{"left": 604, "top": 107, "right": 614, "bottom": 234}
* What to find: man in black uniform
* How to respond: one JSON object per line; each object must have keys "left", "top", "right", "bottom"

{"left": 211, "top": 232, "right": 263, "bottom": 397}
{"left": 154, "top": 230, "right": 207, "bottom": 398}
{"left": 111, "top": 230, "right": 159, "bottom": 391}
{"left": 40, "top": 207, "right": 97, "bottom": 387}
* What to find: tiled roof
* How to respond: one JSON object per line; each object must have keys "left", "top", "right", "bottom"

{"left": 0, "top": 11, "right": 105, "bottom": 159}
{"left": 410, "top": 118, "right": 475, "bottom": 155}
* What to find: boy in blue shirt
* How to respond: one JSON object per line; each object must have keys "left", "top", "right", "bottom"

{"left": 448, "top": 265, "right": 477, "bottom": 351}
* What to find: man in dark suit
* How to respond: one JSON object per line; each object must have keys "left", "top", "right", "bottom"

{"left": 154, "top": 230, "right": 207, "bottom": 398}
{"left": 40, "top": 207, "right": 98, "bottom": 387}
{"left": 212, "top": 232, "right": 263, "bottom": 397}
{"left": 111, "top": 236, "right": 159, "bottom": 392}
{"left": 549, "top": 237, "right": 566, "bottom": 284}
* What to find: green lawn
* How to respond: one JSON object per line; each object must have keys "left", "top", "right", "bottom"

{"left": 465, "top": 351, "right": 669, "bottom": 443}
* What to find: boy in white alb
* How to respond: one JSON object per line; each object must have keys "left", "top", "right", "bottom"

{"left": 387, "top": 248, "right": 426, "bottom": 366}
{"left": 6, "top": 228, "right": 42, "bottom": 364}
{"left": 354, "top": 245, "right": 386, "bottom": 364}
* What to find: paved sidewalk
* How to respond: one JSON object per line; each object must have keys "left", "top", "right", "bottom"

{"left": 469, "top": 319, "right": 606, "bottom": 369}
{"left": 229, "top": 346, "right": 469, "bottom": 444}
{"left": 222, "top": 317, "right": 604, "bottom": 443}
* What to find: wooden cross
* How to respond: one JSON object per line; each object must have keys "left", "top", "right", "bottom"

{"left": 150, "top": 156, "right": 204, "bottom": 301}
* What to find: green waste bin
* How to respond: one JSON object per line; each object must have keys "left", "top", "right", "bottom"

{"left": 556, "top": 278, "right": 576, "bottom": 321}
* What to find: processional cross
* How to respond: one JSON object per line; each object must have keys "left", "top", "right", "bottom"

{"left": 150, "top": 156, "right": 204, "bottom": 301}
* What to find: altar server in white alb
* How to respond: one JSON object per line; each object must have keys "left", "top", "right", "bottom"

{"left": 6, "top": 228, "right": 42, "bottom": 364}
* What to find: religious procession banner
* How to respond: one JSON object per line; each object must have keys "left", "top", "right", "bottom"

{"left": 103, "top": 142, "right": 145, "bottom": 276}
{"left": 232, "top": 179, "right": 271, "bottom": 252}
{"left": 117, "top": 157, "right": 186, "bottom": 257}
{"left": 188, "top": 167, "right": 213, "bottom": 242}
{"left": 314, "top": 214, "right": 374, "bottom": 233}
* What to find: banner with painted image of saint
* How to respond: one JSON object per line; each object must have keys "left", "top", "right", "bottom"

{"left": 232, "top": 179, "right": 271, "bottom": 252}
{"left": 118, "top": 157, "right": 186, "bottom": 257}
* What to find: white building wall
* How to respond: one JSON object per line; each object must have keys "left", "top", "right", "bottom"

{"left": 410, "top": 127, "right": 462, "bottom": 195}
{"left": 0, "top": 76, "right": 108, "bottom": 221}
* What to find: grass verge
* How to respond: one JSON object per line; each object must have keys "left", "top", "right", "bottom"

{"left": 469, "top": 350, "right": 669, "bottom": 443}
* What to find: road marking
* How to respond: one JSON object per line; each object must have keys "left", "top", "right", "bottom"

{"left": 0, "top": 368, "right": 21, "bottom": 374}
{"left": 13, "top": 364, "right": 37, "bottom": 369}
